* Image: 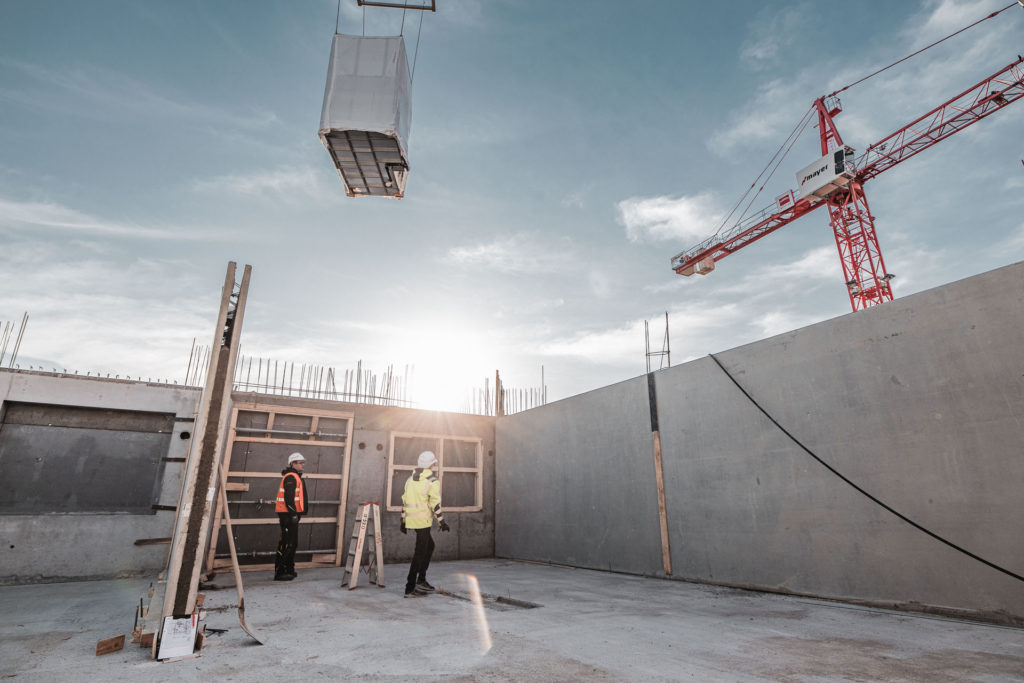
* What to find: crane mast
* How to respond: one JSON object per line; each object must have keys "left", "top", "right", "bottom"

{"left": 672, "top": 56, "right": 1024, "bottom": 311}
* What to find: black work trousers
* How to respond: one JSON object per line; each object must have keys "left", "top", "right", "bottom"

{"left": 406, "top": 527, "right": 434, "bottom": 592}
{"left": 276, "top": 512, "right": 300, "bottom": 576}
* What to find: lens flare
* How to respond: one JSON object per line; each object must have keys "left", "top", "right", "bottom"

{"left": 459, "top": 573, "right": 492, "bottom": 654}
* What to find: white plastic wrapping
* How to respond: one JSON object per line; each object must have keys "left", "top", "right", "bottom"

{"left": 319, "top": 34, "right": 413, "bottom": 197}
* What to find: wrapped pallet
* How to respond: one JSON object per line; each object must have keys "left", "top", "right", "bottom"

{"left": 319, "top": 35, "right": 412, "bottom": 198}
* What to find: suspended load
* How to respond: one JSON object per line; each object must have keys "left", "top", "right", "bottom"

{"left": 319, "top": 35, "right": 412, "bottom": 198}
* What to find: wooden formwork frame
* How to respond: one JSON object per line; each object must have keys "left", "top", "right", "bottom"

{"left": 205, "top": 402, "right": 354, "bottom": 573}
{"left": 384, "top": 431, "right": 483, "bottom": 513}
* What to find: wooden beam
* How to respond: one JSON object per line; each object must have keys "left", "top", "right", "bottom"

{"left": 162, "top": 262, "right": 251, "bottom": 632}
{"left": 134, "top": 537, "right": 172, "bottom": 546}
{"left": 225, "top": 516, "right": 338, "bottom": 526}
{"left": 652, "top": 430, "right": 672, "bottom": 576}
{"left": 95, "top": 634, "right": 125, "bottom": 656}
{"left": 647, "top": 373, "right": 673, "bottom": 576}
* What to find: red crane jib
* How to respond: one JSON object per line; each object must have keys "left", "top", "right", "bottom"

{"left": 673, "top": 57, "right": 1024, "bottom": 310}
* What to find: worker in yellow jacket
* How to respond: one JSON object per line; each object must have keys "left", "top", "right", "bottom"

{"left": 401, "top": 450, "right": 449, "bottom": 597}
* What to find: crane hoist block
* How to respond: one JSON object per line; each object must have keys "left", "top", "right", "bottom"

{"left": 319, "top": 35, "right": 412, "bottom": 198}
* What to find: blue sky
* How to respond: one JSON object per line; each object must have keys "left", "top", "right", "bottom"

{"left": 1, "top": 0, "right": 1022, "bottom": 411}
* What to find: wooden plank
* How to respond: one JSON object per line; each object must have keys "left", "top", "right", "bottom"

{"left": 225, "top": 482, "right": 250, "bottom": 492}
{"left": 233, "top": 403, "right": 355, "bottom": 420}
{"left": 140, "top": 632, "right": 154, "bottom": 648}
{"left": 225, "top": 516, "right": 338, "bottom": 526}
{"left": 226, "top": 472, "right": 342, "bottom": 480}
{"left": 233, "top": 436, "right": 347, "bottom": 447}
{"left": 216, "top": 462, "right": 264, "bottom": 644}
{"left": 95, "top": 634, "right": 125, "bottom": 656}
{"left": 134, "top": 537, "right": 172, "bottom": 546}
{"left": 311, "top": 553, "right": 337, "bottom": 563}
{"left": 204, "top": 406, "right": 237, "bottom": 573}
{"left": 335, "top": 414, "right": 354, "bottom": 566}
{"left": 652, "top": 430, "right": 672, "bottom": 576}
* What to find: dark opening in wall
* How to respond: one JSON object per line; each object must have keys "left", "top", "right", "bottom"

{"left": 0, "top": 402, "right": 174, "bottom": 515}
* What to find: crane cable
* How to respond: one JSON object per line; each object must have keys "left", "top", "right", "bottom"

{"left": 712, "top": 105, "right": 816, "bottom": 238}
{"left": 708, "top": 352, "right": 1024, "bottom": 586}
{"left": 828, "top": 1, "right": 1021, "bottom": 98}
{"left": 731, "top": 107, "right": 816, "bottom": 235}
{"left": 334, "top": 0, "right": 428, "bottom": 83}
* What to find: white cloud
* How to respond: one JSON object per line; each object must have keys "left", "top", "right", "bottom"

{"left": 588, "top": 270, "right": 612, "bottom": 299}
{"left": 441, "top": 233, "right": 574, "bottom": 274}
{"left": 985, "top": 223, "right": 1024, "bottom": 260}
{"left": 740, "top": 5, "right": 807, "bottom": 70}
{"left": 0, "top": 60, "right": 277, "bottom": 130}
{"left": 908, "top": 0, "right": 1002, "bottom": 47}
{"left": 617, "top": 192, "right": 725, "bottom": 243}
{"left": 752, "top": 310, "right": 824, "bottom": 338}
{"left": 561, "top": 190, "right": 586, "bottom": 209}
{"left": 707, "top": 78, "right": 811, "bottom": 156}
{"left": 539, "top": 318, "right": 646, "bottom": 365}
{"left": 0, "top": 241, "right": 211, "bottom": 379}
{"left": 191, "top": 166, "right": 323, "bottom": 198}
{"left": 0, "top": 197, "right": 214, "bottom": 240}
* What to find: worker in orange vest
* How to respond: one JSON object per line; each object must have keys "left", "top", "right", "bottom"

{"left": 274, "top": 452, "right": 308, "bottom": 581}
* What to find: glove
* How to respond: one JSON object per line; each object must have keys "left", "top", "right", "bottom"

{"left": 400, "top": 521, "right": 407, "bottom": 534}
{"left": 439, "top": 520, "right": 450, "bottom": 532}
{"left": 289, "top": 514, "right": 299, "bottom": 525}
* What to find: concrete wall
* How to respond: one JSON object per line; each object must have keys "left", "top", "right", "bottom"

{"left": 495, "top": 377, "right": 664, "bottom": 574}
{"left": 0, "top": 373, "right": 497, "bottom": 584}
{"left": 0, "top": 371, "right": 200, "bottom": 583}
{"left": 227, "top": 393, "right": 496, "bottom": 564}
{"left": 496, "top": 261, "right": 1024, "bottom": 624}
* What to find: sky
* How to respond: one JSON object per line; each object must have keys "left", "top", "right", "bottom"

{"left": 1, "top": 0, "right": 1022, "bottom": 412}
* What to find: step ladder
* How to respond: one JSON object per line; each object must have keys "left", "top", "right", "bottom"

{"left": 342, "top": 502, "right": 385, "bottom": 590}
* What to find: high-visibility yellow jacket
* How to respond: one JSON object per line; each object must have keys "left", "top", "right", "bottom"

{"left": 402, "top": 468, "right": 444, "bottom": 530}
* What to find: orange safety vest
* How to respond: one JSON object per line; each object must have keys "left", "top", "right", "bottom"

{"left": 275, "top": 471, "right": 306, "bottom": 514}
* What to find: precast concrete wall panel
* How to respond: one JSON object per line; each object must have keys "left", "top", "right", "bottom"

{"left": 495, "top": 376, "right": 664, "bottom": 575}
{"left": 656, "top": 261, "right": 1024, "bottom": 621}
{"left": 496, "top": 261, "right": 1024, "bottom": 624}
{"left": 0, "top": 371, "right": 199, "bottom": 584}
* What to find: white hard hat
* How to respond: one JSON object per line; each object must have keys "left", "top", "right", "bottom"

{"left": 287, "top": 452, "right": 306, "bottom": 464}
{"left": 417, "top": 451, "right": 437, "bottom": 469}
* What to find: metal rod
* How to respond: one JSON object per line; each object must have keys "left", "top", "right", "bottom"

{"left": 0, "top": 320, "right": 12, "bottom": 366}
{"left": 213, "top": 548, "right": 337, "bottom": 559}
{"left": 224, "top": 500, "right": 342, "bottom": 505}
{"left": 9, "top": 312, "right": 28, "bottom": 368}
{"left": 234, "top": 427, "right": 348, "bottom": 438}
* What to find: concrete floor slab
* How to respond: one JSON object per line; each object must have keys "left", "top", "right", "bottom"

{"left": 1, "top": 559, "right": 1022, "bottom": 681}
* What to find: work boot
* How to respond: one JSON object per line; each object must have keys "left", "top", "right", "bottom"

{"left": 404, "top": 588, "right": 428, "bottom": 598}
{"left": 415, "top": 580, "right": 435, "bottom": 592}
{"left": 274, "top": 573, "right": 294, "bottom": 582}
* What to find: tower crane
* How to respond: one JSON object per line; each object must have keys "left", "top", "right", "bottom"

{"left": 671, "top": 53, "right": 1024, "bottom": 312}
